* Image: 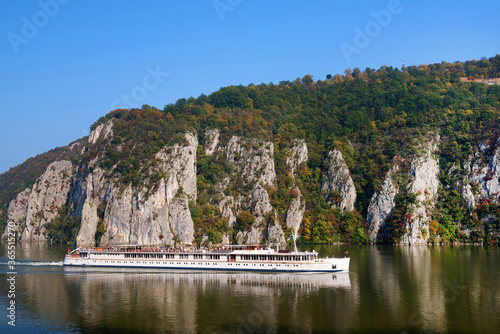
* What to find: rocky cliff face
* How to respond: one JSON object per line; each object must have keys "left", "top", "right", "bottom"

{"left": 1, "top": 188, "right": 31, "bottom": 239}
{"left": 4, "top": 128, "right": 348, "bottom": 246}
{"left": 71, "top": 167, "right": 106, "bottom": 245}
{"left": 367, "top": 136, "right": 442, "bottom": 244}
{"left": 285, "top": 192, "right": 305, "bottom": 240}
{"left": 73, "top": 125, "right": 198, "bottom": 246}
{"left": 286, "top": 140, "right": 308, "bottom": 176}
{"left": 88, "top": 121, "right": 114, "bottom": 145}
{"left": 267, "top": 212, "right": 286, "bottom": 245}
{"left": 5, "top": 120, "right": 499, "bottom": 246}
{"left": 224, "top": 136, "right": 277, "bottom": 187}
{"left": 214, "top": 135, "right": 278, "bottom": 244}
{"left": 321, "top": 149, "right": 356, "bottom": 211}
{"left": 465, "top": 137, "right": 500, "bottom": 207}
{"left": 367, "top": 162, "right": 399, "bottom": 242}
{"left": 0, "top": 160, "right": 75, "bottom": 241}
{"left": 13, "top": 160, "right": 75, "bottom": 241}
{"left": 285, "top": 140, "right": 308, "bottom": 241}
{"left": 401, "top": 138, "right": 440, "bottom": 245}
{"left": 204, "top": 128, "right": 220, "bottom": 156}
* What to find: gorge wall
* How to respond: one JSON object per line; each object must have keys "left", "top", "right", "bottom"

{"left": 3, "top": 122, "right": 500, "bottom": 246}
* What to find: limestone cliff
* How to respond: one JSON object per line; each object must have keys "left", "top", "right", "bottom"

{"left": 465, "top": 137, "right": 500, "bottom": 207}
{"left": 366, "top": 134, "right": 500, "bottom": 244}
{"left": 224, "top": 136, "right": 276, "bottom": 187}
{"left": 267, "top": 211, "right": 286, "bottom": 245}
{"left": 285, "top": 140, "right": 308, "bottom": 241}
{"left": 204, "top": 128, "right": 220, "bottom": 156}
{"left": 286, "top": 139, "right": 308, "bottom": 176}
{"left": 401, "top": 137, "right": 440, "bottom": 245}
{"left": 1, "top": 188, "right": 31, "bottom": 239}
{"left": 214, "top": 136, "right": 278, "bottom": 244}
{"left": 7, "top": 121, "right": 497, "bottom": 246}
{"left": 73, "top": 128, "right": 198, "bottom": 246}
{"left": 6, "top": 160, "right": 75, "bottom": 241}
{"left": 3, "top": 128, "right": 357, "bottom": 246}
{"left": 321, "top": 149, "right": 356, "bottom": 211}
{"left": 285, "top": 192, "right": 305, "bottom": 240}
{"left": 367, "top": 162, "right": 399, "bottom": 242}
{"left": 88, "top": 121, "right": 114, "bottom": 145}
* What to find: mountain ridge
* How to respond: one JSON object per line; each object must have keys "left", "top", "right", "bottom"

{"left": 2, "top": 55, "right": 500, "bottom": 245}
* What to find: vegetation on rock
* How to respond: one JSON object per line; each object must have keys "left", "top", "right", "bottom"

{"left": 3, "top": 55, "right": 500, "bottom": 244}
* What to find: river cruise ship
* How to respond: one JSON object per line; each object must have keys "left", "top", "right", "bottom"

{"left": 63, "top": 245, "right": 350, "bottom": 272}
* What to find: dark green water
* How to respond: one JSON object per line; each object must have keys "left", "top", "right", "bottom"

{"left": 1, "top": 243, "right": 499, "bottom": 333}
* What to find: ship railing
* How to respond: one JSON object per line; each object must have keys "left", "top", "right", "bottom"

{"left": 78, "top": 246, "right": 236, "bottom": 254}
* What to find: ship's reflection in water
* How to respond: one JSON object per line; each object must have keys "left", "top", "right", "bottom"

{"left": 62, "top": 268, "right": 352, "bottom": 333}
{"left": 3, "top": 244, "right": 499, "bottom": 333}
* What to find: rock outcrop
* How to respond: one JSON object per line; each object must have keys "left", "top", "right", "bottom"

{"left": 461, "top": 182, "right": 476, "bottom": 209}
{"left": 218, "top": 196, "right": 237, "bottom": 227}
{"left": 401, "top": 138, "right": 440, "bottom": 245}
{"left": 204, "top": 128, "right": 220, "bottom": 156}
{"left": 367, "top": 162, "right": 399, "bottom": 242}
{"left": 284, "top": 140, "right": 309, "bottom": 242}
{"left": 6, "top": 160, "right": 75, "bottom": 241}
{"left": 167, "top": 193, "right": 195, "bottom": 244}
{"left": 10, "top": 117, "right": 493, "bottom": 247}
{"left": 286, "top": 139, "right": 308, "bottom": 176}
{"left": 98, "top": 185, "right": 134, "bottom": 245}
{"left": 321, "top": 149, "right": 356, "bottom": 211}
{"left": 216, "top": 136, "right": 277, "bottom": 244}
{"left": 156, "top": 133, "right": 198, "bottom": 201}
{"left": 1, "top": 188, "right": 31, "bottom": 238}
{"left": 286, "top": 191, "right": 305, "bottom": 239}
{"left": 73, "top": 125, "right": 198, "bottom": 246}
{"left": 88, "top": 121, "right": 114, "bottom": 145}
{"left": 465, "top": 137, "right": 500, "bottom": 207}
{"left": 225, "top": 136, "right": 276, "bottom": 186}
{"left": 267, "top": 212, "right": 286, "bottom": 245}
{"left": 72, "top": 166, "right": 110, "bottom": 245}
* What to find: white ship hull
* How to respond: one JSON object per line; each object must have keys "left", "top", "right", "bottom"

{"left": 63, "top": 256, "right": 350, "bottom": 272}
{"left": 63, "top": 246, "right": 350, "bottom": 273}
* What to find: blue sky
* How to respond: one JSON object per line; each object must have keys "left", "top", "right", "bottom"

{"left": 1, "top": 0, "right": 499, "bottom": 173}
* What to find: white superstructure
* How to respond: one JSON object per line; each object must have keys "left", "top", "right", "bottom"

{"left": 63, "top": 245, "right": 350, "bottom": 272}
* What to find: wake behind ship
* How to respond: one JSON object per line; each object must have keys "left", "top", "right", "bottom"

{"left": 63, "top": 244, "right": 350, "bottom": 272}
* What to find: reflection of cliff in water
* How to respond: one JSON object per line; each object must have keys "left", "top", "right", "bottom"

{"left": 400, "top": 246, "right": 447, "bottom": 333}
{"left": 5, "top": 243, "right": 499, "bottom": 333}
{"left": 60, "top": 269, "right": 351, "bottom": 333}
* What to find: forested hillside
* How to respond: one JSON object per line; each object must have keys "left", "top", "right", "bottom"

{"left": 2, "top": 56, "right": 500, "bottom": 245}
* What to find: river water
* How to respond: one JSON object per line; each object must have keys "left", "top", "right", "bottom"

{"left": 0, "top": 243, "right": 499, "bottom": 333}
